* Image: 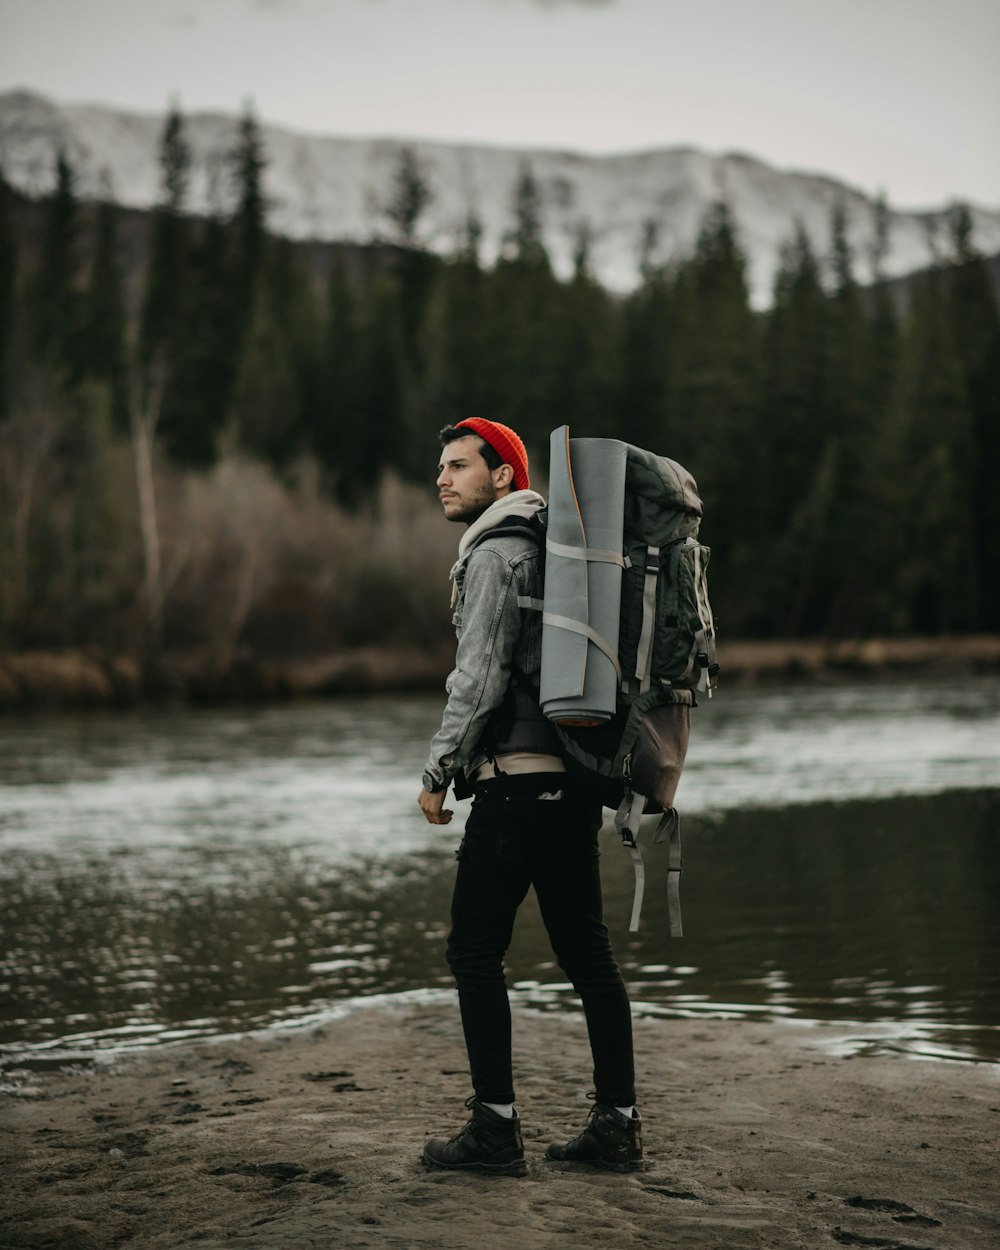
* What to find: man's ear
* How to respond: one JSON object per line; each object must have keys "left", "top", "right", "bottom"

{"left": 493, "top": 463, "right": 514, "bottom": 493}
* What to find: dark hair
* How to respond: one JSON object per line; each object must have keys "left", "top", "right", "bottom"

{"left": 438, "top": 423, "right": 502, "bottom": 471}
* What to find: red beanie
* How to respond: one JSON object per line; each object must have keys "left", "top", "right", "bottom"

{"left": 455, "top": 418, "right": 530, "bottom": 492}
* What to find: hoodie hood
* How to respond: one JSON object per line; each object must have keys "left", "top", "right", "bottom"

{"left": 457, "top": 489, "right": 547, "bottom": 559}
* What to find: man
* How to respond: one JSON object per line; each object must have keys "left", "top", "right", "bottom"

{"left": 418, "top": 417, "right": 642, "bottom": 1177}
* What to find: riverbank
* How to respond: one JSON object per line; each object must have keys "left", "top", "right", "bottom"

{"left": 2, "top": 1000, "right": 998, "bottom": 1250}
{"left": 0, "top": 644, "right": 456, "bottom": 710}
{"left": 3, "top": 635, "right": 1000, "bottom": 711}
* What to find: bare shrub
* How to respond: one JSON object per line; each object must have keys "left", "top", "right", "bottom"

{"left": 161, "top": 455, "right": 455, "bottom": 660}
{"left": 0, "top": 367, "right": 62, "bottom": 638}
{"left": 1, "top": 394, "right": 457, "bottom": 660}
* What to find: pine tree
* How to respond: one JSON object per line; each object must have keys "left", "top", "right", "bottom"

{"left": 946, "top": 203, "right": 1000, "bottom": 628}
{"left": 225, "top": 103, "right": 270, "bottom": 452}
{"left": 220, "top": 103, "right": 270, "bottom": 455}
{"left": 416, "top": 219, "right": 489, "bottom": 438}
{"left": 313, "top": 257, "right": 365, "bottom": 495}
{"left": 507, "top": 163, "right": 549, "bottom": 272}
{"left": 823, "top": 198, "right": 870, "bottom": 446}
{"left": 668, "top": 200, "right": 760, "bottom": 616}
{"left": 763, "top": 225, "right": 827, "bottom": 524}
{"left": 867, "top": 192, "right": 891, "bottom": 283}
{"left": 866, "top": 193, "right": 899, "bottom": 422}
{"left": 141, "top": 105, "right": 201, "bottom": 466}
{"left": 445, "top": 211, "right": 489, "bottom": 404}
{"left": 81, "top": 196, "right": 127, "bottom": 423}
{"left": 0, "top": 176, "right": 15, "bottom": 420}
{"left": 385, "top": 146, "right": 433, "bottom": 250}
{"left": 168, "top": 105, "right": 269, "bottom": 466}
{"left": 231, "top": 104, "right": 267, "bottom": 306}
{"left": 756, "top": 224, "right": 829, "bottom": 631}
{"left": 476, "top": 165, "right": 562, "bottom": 454}
{"left": 878, "top": 269, "right": 976, "bottom": 633}
{"left": 549, "top": 222, "right": 619, "bottom": 437}
{"left": 845, "top": 197, "right": 901, "bottom": 635}
{"left": 618, "top": 271, "right": 672, "bottom": 451}
{"left": 173, "top": 211, "right": 232, "bottom": 465}
{"left": 819, "top": 199, "right": 879, "bottom": 632}
{"left": 30, "top": 150, "right": 81, "bottom": 379}
{"left": 618, "top": 219, "right": 674, "bottom": 453}
{"left": 228, "top": 238, "right": 308, "bottom": 466}
{"left": 356, "top": 266, "right": 406, "bottom": 491}
{"left": 380, "top": 145, "right": 434, "bottom": 357}
{"left": 280, "top": 243, "right": 326, "bottom": 471}
{"left": 141, "top": 105, "right": 190, "bottom": 364}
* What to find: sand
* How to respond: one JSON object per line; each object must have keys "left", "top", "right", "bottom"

{"left": 2, "top": 1000, "right": 998, "bottom": 1250}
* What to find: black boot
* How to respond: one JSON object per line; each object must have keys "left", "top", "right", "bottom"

{"left": 422, "top": 1097, "right": 527, "bottom": 1177}
{"left": 546, "top": 1102, "right": 643, "bottom": 1172}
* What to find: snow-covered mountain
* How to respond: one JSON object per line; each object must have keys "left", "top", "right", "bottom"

{"left": 2, "top": 89, "right": 998, "bottom": 307}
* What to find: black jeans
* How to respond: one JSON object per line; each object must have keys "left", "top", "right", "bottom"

{"left": 446, "top": 772, "right": 636, "bottom": 1107}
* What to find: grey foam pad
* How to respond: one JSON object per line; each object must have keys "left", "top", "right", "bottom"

{"left": 540, "top": 426, "right": 627, "bottom": 724}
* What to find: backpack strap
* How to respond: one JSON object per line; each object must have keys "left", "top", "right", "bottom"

{"left": 545, "top": 538, "right": 628, "bottom": 568}
{"left": 614, "top": 791, "right": 647, "bottom": 933}
{"left": 613, "top": 793, "right": 684, "bottom": 936}
{"left": 517, "top": 598, "right": 623, "bottom": 686}
{"left": 469, "top": 517, "right": 544, "bottom": 554}
{"left": 653, "top": 808, "right": 683, "bottom": 938}
{"left": 633, "top": 546, "right": 661, "bottom": 694}
{"left": 543, "top": 614, "right": 623, "bottom": 683}
{"left": 686, "top": 539, "right": 719, "bottom": 698}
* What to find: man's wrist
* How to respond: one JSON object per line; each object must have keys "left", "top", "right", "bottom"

{"left": 422, "top": 770, "right": 448, "bottom": 794}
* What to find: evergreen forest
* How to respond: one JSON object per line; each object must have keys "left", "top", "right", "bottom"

{"left": 1, "top": 108, "right": 998, "bottom": 668}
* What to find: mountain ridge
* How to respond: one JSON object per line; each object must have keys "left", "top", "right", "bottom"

{"left": 2, "top": 88, "right": 998, "bottom": 306}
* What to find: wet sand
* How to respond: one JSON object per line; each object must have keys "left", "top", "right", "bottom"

{"left": 2, "top": 1001, "right": 998, "bottom": 1249}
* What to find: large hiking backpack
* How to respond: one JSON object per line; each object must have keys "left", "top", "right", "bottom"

{"left": 524, "top": 428, "right": 718, "bottom": 935}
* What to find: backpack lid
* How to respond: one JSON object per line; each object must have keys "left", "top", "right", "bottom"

{"left": 624, "top": 445, "right": 703, "bottom": 547}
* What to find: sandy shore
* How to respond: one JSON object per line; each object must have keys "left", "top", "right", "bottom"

{"left": 2, "top": 1001, "right": 998, "bottom": 1250}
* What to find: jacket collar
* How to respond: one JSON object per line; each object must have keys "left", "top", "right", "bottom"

{"left": 449, "top": 489, "right": 546, "bottom": 606}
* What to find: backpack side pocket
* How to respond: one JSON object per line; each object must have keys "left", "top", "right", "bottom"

{"left": 653, "top": 538, "right": 715, "bottom": 689}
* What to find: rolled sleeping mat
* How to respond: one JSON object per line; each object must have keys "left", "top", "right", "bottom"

{"left": 539, "top": 427, "right": 627, "bottom": 725}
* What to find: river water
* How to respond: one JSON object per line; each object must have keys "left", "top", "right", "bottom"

{"left": 1, "top": 676, "right": 998, "bottom": 1068}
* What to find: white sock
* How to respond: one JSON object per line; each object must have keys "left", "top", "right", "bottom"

{"left": 483, "top": 1101, "right": 515, "bottom": 1119}
{"left": 615, "top": 1105, "right": 635, "bottom": 1119}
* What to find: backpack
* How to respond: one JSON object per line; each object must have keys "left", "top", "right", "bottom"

{"left": 511, "top": 427, "right": 718, "bottom": 935}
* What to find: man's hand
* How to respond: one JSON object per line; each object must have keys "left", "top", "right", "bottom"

{"left": 418, "top": 787, "right": 454, "bottom": 825}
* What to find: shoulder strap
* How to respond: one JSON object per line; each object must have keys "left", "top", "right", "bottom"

{"left": 467, "top": 512, "right": 546, "bottom": 555}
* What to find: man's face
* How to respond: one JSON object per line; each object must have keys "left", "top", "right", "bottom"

{"left": 437, "top": 436, "right": 501, "bottom": 524}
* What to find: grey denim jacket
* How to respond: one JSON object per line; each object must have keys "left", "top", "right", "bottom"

{"left": 423, "top": 531, "right": 545, "bottom": 790}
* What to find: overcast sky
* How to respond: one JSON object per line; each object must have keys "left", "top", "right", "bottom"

{"left": 2, "top": 0, "right": 998, "bottom": 210}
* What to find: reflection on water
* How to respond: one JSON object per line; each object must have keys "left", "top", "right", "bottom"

{"left": 0, "top": 679, "right": 999, "bottom": 1066}
{"left": 0, "top": 849, "right": 456, "bottom": 1058}
{"left": 0, "top": 696, "right": 440, "bottom": 868}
